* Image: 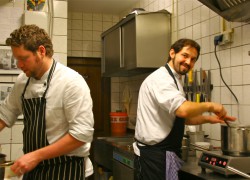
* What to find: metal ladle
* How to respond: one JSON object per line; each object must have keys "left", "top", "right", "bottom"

{"left": 224, "top": 119, "right": 231, "bottom": 127}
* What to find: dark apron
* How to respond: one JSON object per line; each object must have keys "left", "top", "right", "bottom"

{"left": 135, "top": 64, "right": 185, "bottom": 180}
{"left": 21, "top": 60, "right": 85, "bottom": 180}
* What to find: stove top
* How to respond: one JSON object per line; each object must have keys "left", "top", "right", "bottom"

{"left": 198, "top": 151, "right": 250, "bottom": 177}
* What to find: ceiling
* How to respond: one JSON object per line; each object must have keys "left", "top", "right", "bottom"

{"left": 68, "top": 0, "right": 140, "bottom": 14}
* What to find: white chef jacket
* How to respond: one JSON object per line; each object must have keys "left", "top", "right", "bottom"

{"left": 0, "top": 61, "right": 94, "bottom": 157}
{"left": 134, "top": 65, "right": 186, "bottom": 147}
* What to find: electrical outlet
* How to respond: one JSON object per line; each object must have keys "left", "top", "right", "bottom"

{"left": 218, "top": 29, "right": 234, "bottom": 46}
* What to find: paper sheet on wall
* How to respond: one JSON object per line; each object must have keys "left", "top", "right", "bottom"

{"left": 0, "top": 7, "right": 23, "bottom": 45}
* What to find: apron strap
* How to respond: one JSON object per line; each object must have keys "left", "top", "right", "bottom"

{"left": 43, "top": 59, "right": 57, "bottom": 98}
{"left": 165, "top": 63, "right": 179, "bottom": 90}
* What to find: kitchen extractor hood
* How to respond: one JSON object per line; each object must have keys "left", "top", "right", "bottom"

{"left": 198, "top": 0, "right": 250, "bottom": 22}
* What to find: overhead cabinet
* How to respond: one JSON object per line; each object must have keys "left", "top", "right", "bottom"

{"left": 101, "top": 10, "right": 171, "bottom": 77}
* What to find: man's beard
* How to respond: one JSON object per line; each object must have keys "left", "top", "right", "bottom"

{"left": 173, "top": 57, "right": 190, "bottom": 75}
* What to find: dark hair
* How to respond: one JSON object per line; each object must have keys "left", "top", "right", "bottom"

{"left": 5, "top": 24, "right": 54, "bottom": 57}
{"left": 167, "top": 38, "right": 200, "bottom": 62}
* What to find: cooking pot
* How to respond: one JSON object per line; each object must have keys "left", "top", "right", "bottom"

{"left": 221, "top": 124, "right": 250, "bottom": 156}
{"left": 0, "top": 153, "right": 14, "bottom": 180}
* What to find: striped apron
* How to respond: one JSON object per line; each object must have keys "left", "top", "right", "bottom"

{"left": 21, "top": 60, "right": 85, "bottom": 180}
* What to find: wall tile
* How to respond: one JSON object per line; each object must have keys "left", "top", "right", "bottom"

{"left": 103, "top": 14, "right": 113, "bottom": 22}
{"left": 231, "top": 66, "right": 243, "bottom": 86}
{"left": 185, "top": 11, "right": 192, "bottom": 28}
{"left": 241, "top": 105, "right": 250, "bottom": 125}
{"left": 71, "top": 30, "right": 82, "bottom": 40}
{"left": 177, "top": 0, "right": 185, "bottom": 15}
{"left": 193, "top": 23, "right": 201, "bottom": 40}
{"left": 201, "top": 54, "right": 210, "bottom": 70}
{"left": 93, "top": 31, "right": 102, "bottom": 41}
{"left": 83, "top": 13, "right": 92, "bottom": 21}
{"left": 232, "top": 86, "right": 242, "bottom": 105}
{"left": 103, "top": 21, "right": 113, "bottom": 32}
{"left": 185, "top": 26, "right": 192, "bottom": 39}
{"left": 71, "top": 51, "right": 82, "bottom": 57}
{"left": 200, "top": 5, "right": 209, "bottom": 22}
{"left": 177, "top": 14, "right": 185, "bottom": 30}
{"left": 211, "top": 69, "right": 220, "bottom": 86}
{"left": 231, "top": 46, "right": 242, "bottom": 66}
{"left": 52, "top": 35, "right": 67, "bottom": 53}
{"left": 209, "top": 16, "right": 220, "bottom": 35}
{"left": 83, "top": 20, "right": 93, "bottom": 31}
{"left": 82, "top": 51, "right": 93, "bottom": 57}
{"left": 1, "top": 144, "right": 10, "bottom": 160}
{"left": 82, "top": 31, "right": 93, "bottom": 41}
{"left": 184, "top": 0, "right": 193, "bottom": 13}
{"left": 243, "top": 65, "right": 250, "bottom": 84}
{"left": 53, "top": 18, "right": 67, "bottom": 35}
{"left": 242, "top": 85, "right": 250, "bottom": 105}
{"left": 112, "top": 15, "right": 120, "bottom": 23}
{"left": 221, "top": 86, "right": 232, "bottom": 104}
{"left": 67, "top": 19, "right": 72, "bottom": 29}
{"left": 221, "top": 67, "right": 231, "bottom": 86}
{"left": 93, "top": 21, "right": 102, "bottom": 31}
{"left": 11, "top": 143, "right": 23, "bottom": 161}
{"left": 201, "top": 36, "right": 210, "bottom": 54}
{"left": 71, "top": 12, "right": 82, "bottom": 20}
{"left": 93, "top": 51, "right": 102, "bottom": 57}
{"left": 201, "top": 20, "right": 209, "bottom": 37}
{"left": 71, "top": 40, "right": 83, "bottom": 51}
{"left": 67, "top": 40, "right": 72, "bottom": 50}
{"left": 192, "top": 7, "right": 200, "bottom": 25}
{"left": 171, "top": 16, "right": 177, "bottom": 32}
{"left": 53, "top": 1, "right": 67, "bottom": 18}
{"left": 53, "top": 53, "right": 67, "bottom": 66}
{"left": 231, "top": 26, "right": 242, "bottom": 48}
{"left": 82, "top": 41, "right": 93, "bottom": 51}
{"left": 242, "top": 44, "right": 250, "bottom": 65}
{"left": 242, "top": 24, "right": 250, "bottom": 45}
{"left": 0, "top": 128, "right": 11, "bottom": 143}
{"left": 93, "top": 41, "right": 101, "bottom": 51}
{"left": 93, "top": 13, "right": 102, "bottom": 21}
{"left": 219, "top": 49, "right": 231, "bottom": 68}
{"left": 72, "top": 19, "right": 83, "bottom": 30}
{"left": 11, "top": 124, "right": 23, "bottom": 143}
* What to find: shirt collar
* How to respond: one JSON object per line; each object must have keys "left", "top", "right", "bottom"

{"left": 166, "top": 64, "right": 182, "bottom": 80}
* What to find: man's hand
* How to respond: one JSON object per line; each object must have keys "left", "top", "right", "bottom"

{"left": 10, "top": 151, "right": 42, "bottom": 176}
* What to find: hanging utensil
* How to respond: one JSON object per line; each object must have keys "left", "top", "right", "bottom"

{"left": 207, "top": 70, "right": 211, "bottom": 102}
{"left": 184, "top": 74, "right": 188, "bottom": 100}
{"left": 200, "top": 68, "right": 204, "bottom": 102}
{"left": 188, "top": 69, "right": 193, "bottom": 101}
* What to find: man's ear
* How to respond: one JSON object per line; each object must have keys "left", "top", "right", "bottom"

{"left": 37, "top": 45, "right": 46, "bottom": 57}
{"left": 169, "top": 49, "right": 175, "bottom": 59}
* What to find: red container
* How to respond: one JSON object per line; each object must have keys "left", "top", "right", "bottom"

{"left": 110, "top": 112, "right": 128, "bottom": 136}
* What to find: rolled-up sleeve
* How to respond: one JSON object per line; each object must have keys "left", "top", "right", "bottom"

{"left": 64, "top": 76, "right": 94, "bottom": 143}
{"left": 0, "top": 83, "right": 23, "bottom": 127}
{"left": 151, "top": 72, "right": 186, "bottom": 116}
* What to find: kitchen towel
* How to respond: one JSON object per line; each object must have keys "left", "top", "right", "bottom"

{"left": 165, "top": 151, "right": 184, "bottom": 180}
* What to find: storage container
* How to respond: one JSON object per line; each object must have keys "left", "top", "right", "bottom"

{"left": 110, "top": 112, "right": 128, "bottom": 136}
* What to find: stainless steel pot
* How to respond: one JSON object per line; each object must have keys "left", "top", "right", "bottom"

{"left": 0, "top": 153, "right": 14, "bottom": 180}
{"left": 221, "top": 124, "right": 250, "bottom": 156}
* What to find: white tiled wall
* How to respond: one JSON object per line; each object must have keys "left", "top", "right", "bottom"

{"left": 67, "top": 12, "right": 120, "bottom": 58}
{"left": 106, "top": 0, "right": 250, "bottom": 147}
